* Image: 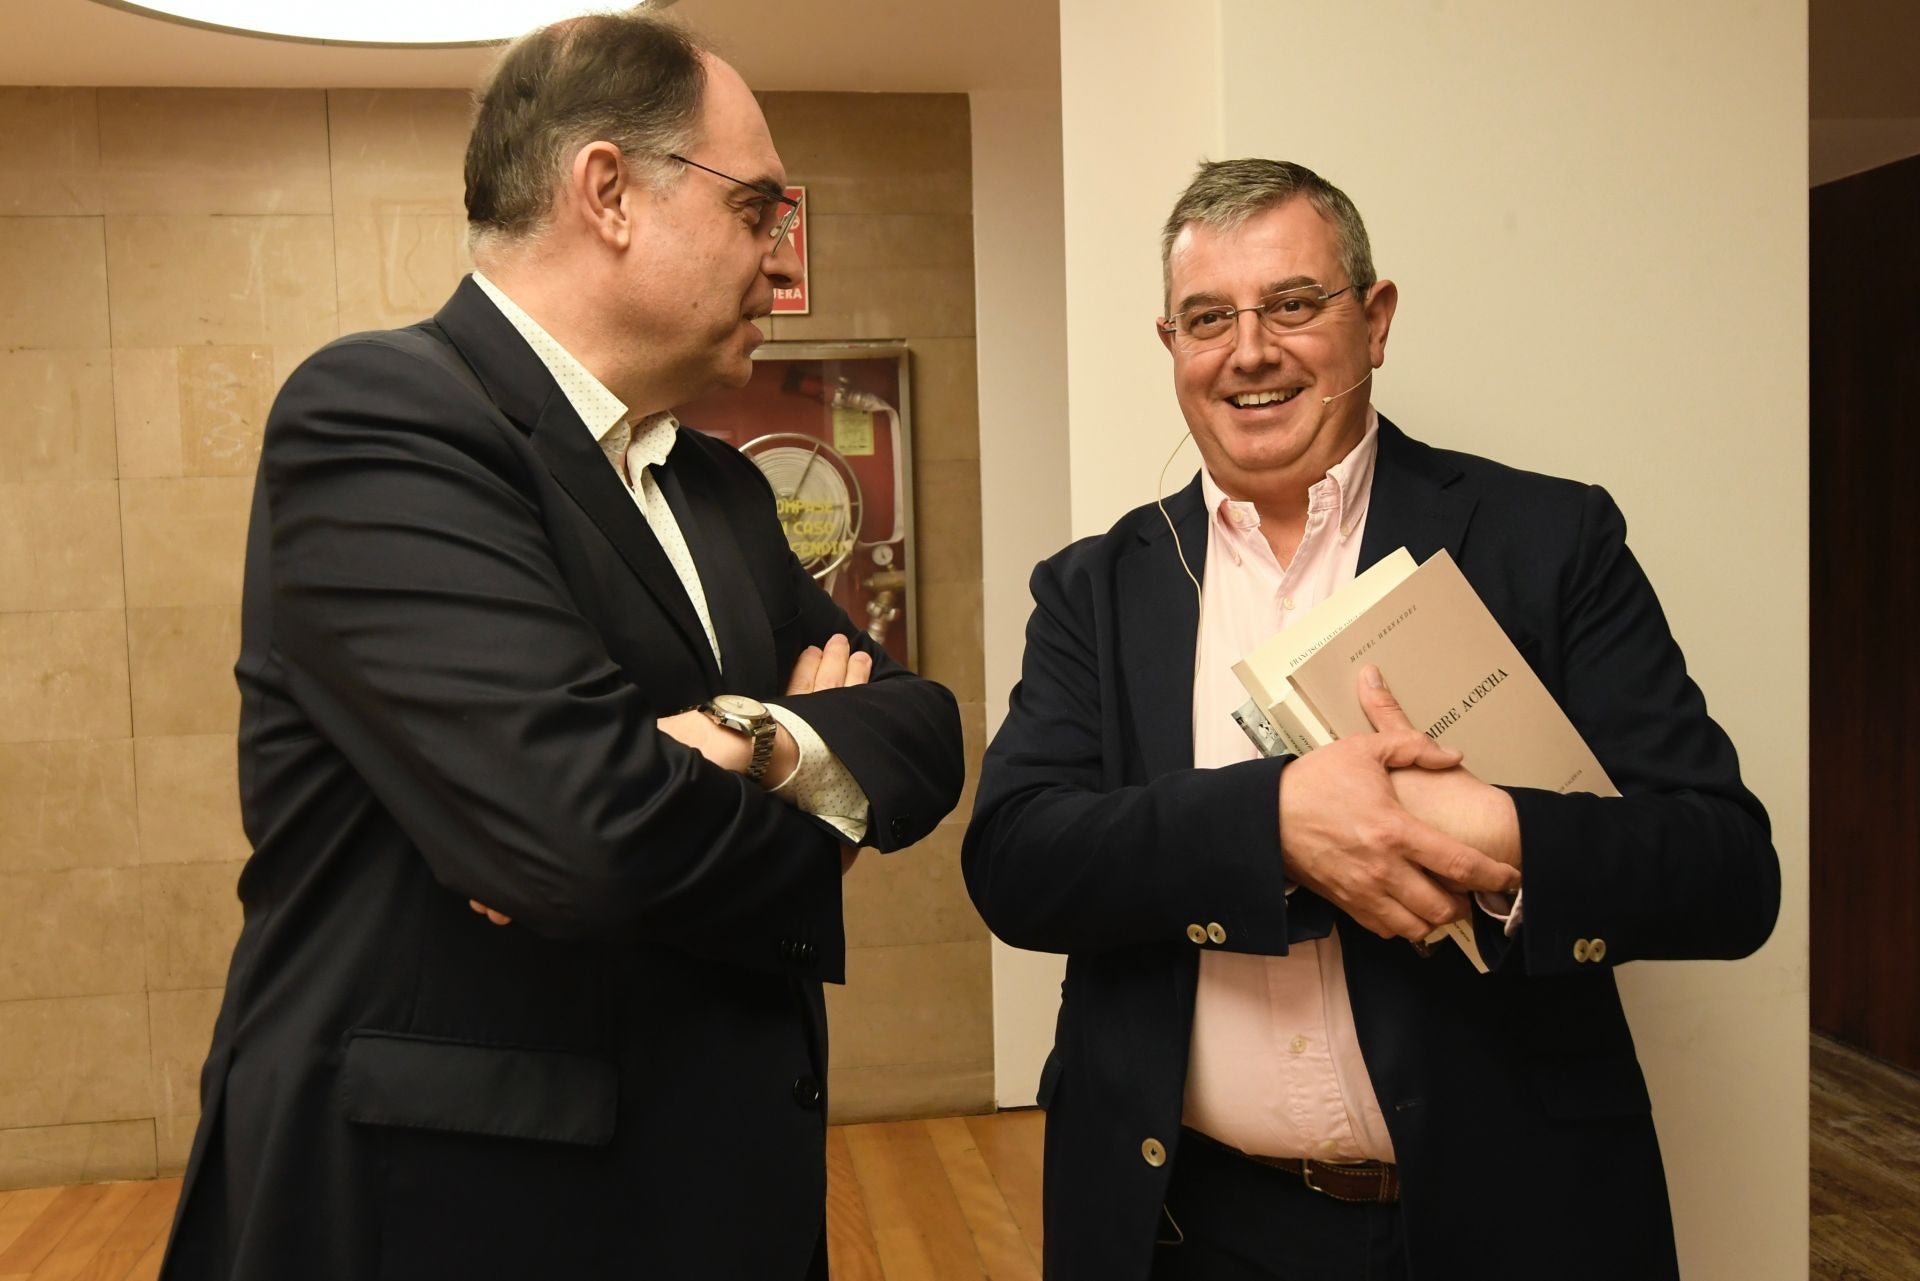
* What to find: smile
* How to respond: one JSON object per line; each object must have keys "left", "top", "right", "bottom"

{"left": 1228, "top": 388, "right": 1303, "bottom": 408}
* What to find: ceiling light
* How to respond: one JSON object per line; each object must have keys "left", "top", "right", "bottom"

{"left": 92, "top": 1, "right": 676, "bottom": 48}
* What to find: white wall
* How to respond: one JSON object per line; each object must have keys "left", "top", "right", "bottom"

{"left": 1060, "top": 0, "right": 1223, "bottom": 540}
{"left": 970, "top": 85, "right": 1074, "bottom": 1106}
{"left": 1046, "top": 1, "right": 1809, "bottom": 1276}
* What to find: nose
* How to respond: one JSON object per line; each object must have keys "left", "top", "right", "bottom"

{"left": 1227, "top": 308, "right": 1281, "bottom": 374}
{"left": 764, "top": 229, "right": 800, "bottom": 290}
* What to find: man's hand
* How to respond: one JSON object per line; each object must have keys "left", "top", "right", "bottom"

{"left": 785, "top": 632, "right": 872, "bottom": 695}
{"left": 1277, "top": 665, "right": 1521, "bottom": 941}
{"left": 469, "top": 635, "right": 877, "bottom": 927}
{"left": 1361, "top": 666, "right": 1522, "bottom": 878}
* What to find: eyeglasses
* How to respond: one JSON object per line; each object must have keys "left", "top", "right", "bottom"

{"left": 668, "top": 153, "right": 802, "bottom": 250}
{"left": 1159, "top": 284, "right": 1358, "bottom": 349}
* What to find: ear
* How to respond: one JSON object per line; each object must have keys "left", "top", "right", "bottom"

{"left": 568, "top": 141, "right": 634, "bottom": 250}
{"left": 1156, "top": 317, "right": 1176, "bottom": 354}
{"left": 1363, "top": 279, "right": 1398, "bottom": 367}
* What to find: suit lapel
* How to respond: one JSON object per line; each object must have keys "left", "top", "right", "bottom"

{"left": 1355, "top": 416, "right": 1477, "bottom": 573}
{"left": 656, "top": 446, "right": 778, "bottom": 697}
{"left": 433, "top": 277, "right": 720, "bottom": 683}
{"left": 1118, "top": 476, "right": 1207, "bottom": 777}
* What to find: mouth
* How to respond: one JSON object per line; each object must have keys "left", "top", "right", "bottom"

{"left": 1225, "top": 387, "right": 1306, "bottom": 410}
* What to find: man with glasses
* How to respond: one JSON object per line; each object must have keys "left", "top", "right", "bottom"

{"left": 965, "top": 159, "right": 1778, "bottom": 1279}
{"left": 158, "top": 13, "right": 963, "bottom": 1281}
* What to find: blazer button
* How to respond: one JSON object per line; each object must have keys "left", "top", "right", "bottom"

{"left": 1588, "top": 937, "right": 1608, "bottom": 963}
{"left": 1572, "top": 938, "right": 1591, "bottom": 963}
{"left": 792, "top": 1076, "right": 824, "bottom": 1110}
{"left": 799, "top": 942, "right": 817, "bottom": 964}
{"left": 1186, "top": 924, "right": 1207, "bottom": 945}
{"left": 1141, "top": 1137, "right": 1167, "bottom": 1167}
{"left": 1206, "top": 922, "right": 1227, "bottom": 945}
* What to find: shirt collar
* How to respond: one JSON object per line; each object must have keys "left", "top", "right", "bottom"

{"left": 1200, "top": 406, "right": 1380, "bottom": 540}
{"left": 470, "top": 271, "right": 679, "bottom": 469}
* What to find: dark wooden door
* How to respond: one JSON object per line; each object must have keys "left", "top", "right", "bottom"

{"left": 1809, "top": 152, "right": 1920, "bottom": 1071}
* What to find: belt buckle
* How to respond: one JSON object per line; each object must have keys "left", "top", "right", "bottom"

{"left": 1301, "top": 1160, "right": 1327, "bottom": 1196}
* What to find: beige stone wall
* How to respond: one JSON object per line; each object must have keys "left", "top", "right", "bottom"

{"left": 0, "top": 85, "right": 985, "bottom": 1189}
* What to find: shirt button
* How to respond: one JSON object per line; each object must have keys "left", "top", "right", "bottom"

{"left": 1289, "top": 1035, "right": 1308, "bottom": 1055}
{"left": 1281, "top": 595, "right": 1296, "bottom": 611}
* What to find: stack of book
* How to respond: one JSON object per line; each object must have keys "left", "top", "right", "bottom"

{"left": 1230, "top": 548, "right": 1617, "bottom": 971}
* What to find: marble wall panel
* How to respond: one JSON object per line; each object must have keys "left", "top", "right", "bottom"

{"left": 0, "top": 740, "right": 138, "bottom": 874}
{"left": 0, "top": 217, "right": 109, "bottom": 350}
{"left": 98, "top": 90, "right": 331, "bottom": 217}
{"left": 0, "top": 483, "right": 124, "bottom": 613}
{"left": 139, "top": 861, "right": 245, "bottom": 992}
{"left": 104, "top": 215, "right": 338, "bottom": 350}
{"left": 0, "top": 89, "right": 102, "bottom": 216}
{"left": 125, "top": 606, "right": 241, "bottom": 738}
{"left": 0, "top": 1120, "right": 155, "bottom": 1191}
{"left": 0, "top": 351, "right": 116, "bottom": 485}
{"left": 0, "top": 612, "right": 131, "bottom": 744}
{"left": 134, "top": 735, "right": 247, "bottom": 867}
{"left": 0, "top": 994, "right": 151, "bottom": 1131}
{"left": 0, "top": 869, "right": 145, "bottom": 1003}
{"left": 119, "top": 477, "right": 252, "bottom": 609}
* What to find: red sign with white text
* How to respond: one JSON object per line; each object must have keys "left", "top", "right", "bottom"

{"left": 771, "top": 185, "right": 809, "bottom": 315}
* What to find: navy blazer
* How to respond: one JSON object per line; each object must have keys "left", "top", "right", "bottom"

{"left": 159, "top": 277, "right": 965, "bottom": 1281}
{"left": 964, "top": 417, "right": 1777, "bottom": 1280}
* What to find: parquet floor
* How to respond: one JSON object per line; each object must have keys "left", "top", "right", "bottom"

{"left": 0, "top": 1111, "right": 1046, "bottom": 1281}
{"left": 1812, "top": 1034, "right": 1920, "bottom": 1280}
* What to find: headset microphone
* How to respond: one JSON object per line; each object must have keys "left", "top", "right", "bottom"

{"left": 1321, "top": 369, "right": 1374, "bottom": 405}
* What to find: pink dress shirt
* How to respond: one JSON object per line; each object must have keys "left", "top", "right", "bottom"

{"left": 1181, "top": 411, "right": 1398, "bottom": 1163}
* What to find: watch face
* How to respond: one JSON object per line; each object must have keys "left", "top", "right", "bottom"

{"left": 712, "top": 693, "right": 767, "bottom": 719}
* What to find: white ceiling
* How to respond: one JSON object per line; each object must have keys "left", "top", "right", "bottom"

{"left": 0, "top": 0, "right": 1058, "bottom": 92}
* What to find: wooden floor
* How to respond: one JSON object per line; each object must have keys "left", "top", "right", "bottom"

{"left": 1812, "top": 1033, "right": 1920, "bottom": 1281}
{"left": 7, "top": 1045, "right": 1915, "bottom": 1281}
{"left": 0, "top": 1112, "right": 1045, "bottom": 1281}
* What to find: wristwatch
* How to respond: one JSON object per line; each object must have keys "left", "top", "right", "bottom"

{"left": 697, "top": 694, "right": 777, "bottom": 781}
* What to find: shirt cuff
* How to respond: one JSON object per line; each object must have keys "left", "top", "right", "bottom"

{"left": 763, "top": 703, "right": 870, "bottom": 845}
{"left": 1474, "top": 887, "right": 1524, "bottom": 937}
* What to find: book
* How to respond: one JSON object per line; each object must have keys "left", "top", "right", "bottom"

{"left": 1232, "top": 548, "right": 1619, "bottom": 974}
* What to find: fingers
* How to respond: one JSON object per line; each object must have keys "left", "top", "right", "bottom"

{"left": 1372, "top": 727, "right": 1462, "bottom": 773}
{"left": 785, "top": 645, "right": 823, "bottom": 695}
{"left": 1357, "top": 664, "right": 1415, "bottom": 734}
{"left": 1401, "top": 822, "right": 1522, "bottom": 895}
{"left": 814, "top": 633, "right": 851, "bottom": 689}
{"left": 785, "top": 634, "right": 869, "bottom": 694}
{"left": 467, "top": 899, "right": 512, "bottom": 926}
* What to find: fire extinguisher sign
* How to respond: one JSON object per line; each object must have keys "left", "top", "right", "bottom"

{"left": 771, "top": 185, "right": 809, "bottom": 315}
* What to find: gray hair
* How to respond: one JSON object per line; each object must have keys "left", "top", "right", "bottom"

{"left": 465, "top": 10, "right": 707, "bottom": 252}
{"left": 1159, "top": 159, "right": 1377, "bottom": 311}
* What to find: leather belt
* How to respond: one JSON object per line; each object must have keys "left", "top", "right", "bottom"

{"left": 1183, "top": 1129, "right": 1401, "bottom": 1204}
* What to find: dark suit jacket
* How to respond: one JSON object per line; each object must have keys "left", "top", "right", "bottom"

{"left": 963, "top": 418, "right": 1778, "bottom": 1280}
{"left": 158, "top": 277, "right": 964, "bottom": 1281}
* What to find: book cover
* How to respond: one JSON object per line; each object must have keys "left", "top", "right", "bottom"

{"left": 1286, "top": 550, "right": 1616, "bottom": 801}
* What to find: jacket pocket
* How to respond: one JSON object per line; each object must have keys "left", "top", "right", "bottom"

{"left": 339, "top": 1030, "right": 616, "bottom": 1146}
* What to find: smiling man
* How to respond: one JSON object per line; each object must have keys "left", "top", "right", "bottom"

{"left": 155, "top": 13, "right": 964, "bottom": 1281}
{"left": 964, "top": 159, "right": 1778, "bottom": 1279}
